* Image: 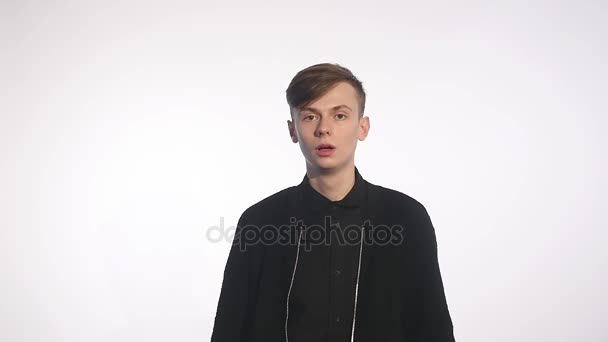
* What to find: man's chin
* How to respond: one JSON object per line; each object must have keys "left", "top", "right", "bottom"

{"left": 307, "top": 157, "right": 344, "bottom": 171}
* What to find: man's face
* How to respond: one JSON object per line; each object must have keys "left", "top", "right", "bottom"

{"left": 287, "top": 81, "right": 370, "bottom": 172}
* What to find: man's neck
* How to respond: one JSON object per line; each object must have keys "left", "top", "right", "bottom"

{"left": 305, "top": 163, "right": 356, "bottom": 202}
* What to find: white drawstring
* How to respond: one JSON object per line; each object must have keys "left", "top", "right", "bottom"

{"left": 285, "top": 227, "right": 365, "bottom": 342}
{"left": 285, "top": 229, "right": 303, "bottom": 342}
{"left": 350, "top": 226, "right": 365, "bottom": 342}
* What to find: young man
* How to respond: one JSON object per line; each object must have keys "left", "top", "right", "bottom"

{"left": 211, "top": 63, "right": 455, "bottom": 341}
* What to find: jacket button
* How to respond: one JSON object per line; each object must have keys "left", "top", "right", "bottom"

{"left": 333, "top": 269, "right": 342, "bottom": 276}
{"left": 335, "top": 315, "right": 341, "bottom": 323}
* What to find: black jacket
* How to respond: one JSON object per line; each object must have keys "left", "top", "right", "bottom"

{"left": 211, "top": 167, "right": 455, "bottom": 341}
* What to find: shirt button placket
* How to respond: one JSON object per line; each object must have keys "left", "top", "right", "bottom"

{"left": 329, "top": 204, "right": 338, "bottom": 223}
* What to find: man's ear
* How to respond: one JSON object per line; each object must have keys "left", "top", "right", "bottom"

{"left": 358, "top": 115, "right": 370, "bottom": 141}
{"left": 287, "top": 120, "right": 298, "bottom": 143}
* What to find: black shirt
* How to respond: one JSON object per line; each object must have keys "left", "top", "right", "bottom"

{"left": 288, "top": 166, "right": 368, "bottom": 342}
{"left": 211, "top": 165, "right": 455, "bottom": 342}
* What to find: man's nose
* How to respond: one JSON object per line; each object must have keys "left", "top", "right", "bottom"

{"left": 316, "top": 118, "right": 331, "bottom": 136}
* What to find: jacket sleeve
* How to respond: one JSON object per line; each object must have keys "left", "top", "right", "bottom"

{"left": 406, "top": 202, "right": 456, "bottom": 341}
{"left": 210, "top": 208, "right": 258, "bottom": 342}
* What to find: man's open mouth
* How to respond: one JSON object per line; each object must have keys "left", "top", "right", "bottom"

{"left": 316, "top": 144, "right": 335, "bottom": 150}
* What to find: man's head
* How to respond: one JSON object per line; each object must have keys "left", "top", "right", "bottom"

{"left": 286, "top": 63, "right": 370, "bottom": 173}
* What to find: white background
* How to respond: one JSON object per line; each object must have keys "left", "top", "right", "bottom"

{"left": 2, "top": 0, "right": 607, "bottom": 341}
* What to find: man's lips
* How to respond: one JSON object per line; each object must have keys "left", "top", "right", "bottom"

{"left": 316, "top": 143, "right": 335, "bottom": 150}
{"left": 316, "top": 143, "right": 336, "bottom": 157}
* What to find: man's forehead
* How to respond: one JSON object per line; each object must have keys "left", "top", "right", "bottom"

{"left": 300, "top": 104, "right": 354, "bottom": 113}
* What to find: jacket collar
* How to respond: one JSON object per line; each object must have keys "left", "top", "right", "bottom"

{"left": 298, "top": 165, "right": 367, "bottom": 212}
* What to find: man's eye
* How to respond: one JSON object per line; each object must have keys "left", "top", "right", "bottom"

{"left": 336, "top": 113, "right": 347, "bottom": 120}
{"left": 304, "top": 115, "right": 316, "bottom": 121}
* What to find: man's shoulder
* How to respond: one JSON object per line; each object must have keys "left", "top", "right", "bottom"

{"left": 366, "top": 180, "right": 428, "bottom": 216}
{"left": 239, "top": 185, "right": 299, "bottom": 221}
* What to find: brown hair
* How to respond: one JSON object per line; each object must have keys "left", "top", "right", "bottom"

{"left": 285, "top": 63, "right": 366, "bottom": 118}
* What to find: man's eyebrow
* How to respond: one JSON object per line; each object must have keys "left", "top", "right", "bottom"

{"left": 300, "top": 105, "right": 353, "bottom": 114}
